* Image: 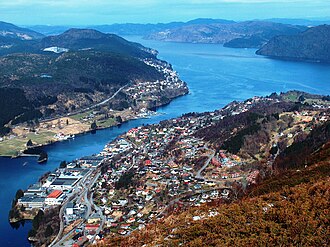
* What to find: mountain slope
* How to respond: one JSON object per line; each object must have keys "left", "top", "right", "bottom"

{"left": 146, "top": 21, "right": 307, "bottom": 48}
{"left": 0, "top": 28, "right": 157, "bottom": 57}
{"left": 39, "top": 29, "right": 155, "bottom": 58}
{"left": 256, "top": 25, "right": 330, "bottom": 63}
{"left": 104, "top": 173, "right": 330, "bottom": 246}
{"left": 97, "top": 93, "right": 330, "bottom": 247}
{"left": 0, "top": 21, "right": 44, "bottom": 40}
{"left": 0, "top": 28, "right": 186, "bottom": 136}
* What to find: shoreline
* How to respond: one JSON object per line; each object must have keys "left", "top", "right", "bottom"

{"left": 0, "top": 55, "right": 189, "bottom": 159}
{"left": 5, "top": 93, "right": 187, "bottom": 227}
{"left": 7, "top": 91, "right": 330, "bottom": 245}
{"left": 0, "top": 93, "right": 186, "bottom": 159}
{"left": 1, "top": 117, "right": 134, "bottom": 159}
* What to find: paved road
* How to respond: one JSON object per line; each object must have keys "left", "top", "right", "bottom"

{"left": 54, "top": 221, "right": 84, "bottom": 247}
{"left": 50, "top": 168, "right": 101, "bottom": 246}
{"left": 89, "top": 192, "right": 106, "bottom": 243}
{"left": 50, "top": 192, "right": 79, "bottom": 247}
{"left": 93, "top": 85, "right": 127, "bottom": 108}
{"left": 40, "top": 84, "right": 128, "bottom": 123}
{"left": 196, "top": 148, "right": 215, "bottom": 179}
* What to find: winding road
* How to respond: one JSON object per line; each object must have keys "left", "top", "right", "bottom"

{"left": 195, "top": 147, "right": 215, "bottom": 180}
{"left": 41, "top": 84, "right": 128, "bottom": 123}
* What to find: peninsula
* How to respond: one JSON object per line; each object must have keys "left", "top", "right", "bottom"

{"left": 256, "top": 25, "right": 330, "bottom": 63}
{"left": 0, "top": 23, "right": 188, "bottom": 157}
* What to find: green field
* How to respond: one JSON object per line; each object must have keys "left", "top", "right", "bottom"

{"left": 69, "top": 110, "right": 94, "bottom": 121}
{"left": 97, "top": 118, "right": 116, "bottom": 128}
{"left": 0, "top": 131, "right": 55, "bottom": 157}
{"left": 70, "top": 109, "right": 117, "bottom": 129}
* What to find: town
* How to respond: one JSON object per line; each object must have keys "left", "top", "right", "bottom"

{"left": 11, "top": 93, "right": 330, "bottom": 246}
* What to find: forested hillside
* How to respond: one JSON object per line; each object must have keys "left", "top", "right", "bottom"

{"left": 0, "top": 27, "right": 173, "bottom": 135}
{"left": 256, "top": 25, "right": 330, "bottom": 62}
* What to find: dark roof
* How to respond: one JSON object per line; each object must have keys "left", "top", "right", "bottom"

{"left": 51, "top": 177, "right": 78, "bottom": 186}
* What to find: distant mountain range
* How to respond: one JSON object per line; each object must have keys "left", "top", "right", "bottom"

{"left": 24, "top": 18, "right": 330, "bottom": 51}
{"left": 263, "top": 18, "right": 330, "bottom": 26}
{"left": 257, "top": 25, "right": 330, "bottom": 63}
{"left": 26, "top": 18, "right": 330, "bottom": 36}
{"left": 27, "top": 18, "right": 235, "bottom": 36}
{"left": 145, "top": 21, "right": 307, "bottom": 48}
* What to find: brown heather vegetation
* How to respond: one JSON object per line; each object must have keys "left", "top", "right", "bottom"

{"left": 96, "top": 98, "right": 330, "bottom": 247}
{"left": 98, "top": 141, "right": 330, "bottom": 247}
{"left": 28, "top": 206, "right": 60, "bottom": 247}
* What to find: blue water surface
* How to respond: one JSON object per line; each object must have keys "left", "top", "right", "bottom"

{"left": 0, "top": 37, "right": 329, "bottom": 246}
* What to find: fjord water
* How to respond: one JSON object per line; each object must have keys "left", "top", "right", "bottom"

{"left": 1, "top": 38, "right": 330, "bottom": 246}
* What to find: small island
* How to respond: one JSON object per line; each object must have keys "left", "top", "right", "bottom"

{"left": 37, "top": 151, "right": 48, "bottom": 163}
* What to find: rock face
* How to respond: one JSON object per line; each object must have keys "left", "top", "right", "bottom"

{"left": 256, "top": 25, "right": 330, "bottom": 63}
{"left": 146, "top": 21, "right": 307, "bottom": 48}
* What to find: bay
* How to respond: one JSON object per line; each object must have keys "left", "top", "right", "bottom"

{"left": 0, "top": 37, "right": 329, "bottom": 246}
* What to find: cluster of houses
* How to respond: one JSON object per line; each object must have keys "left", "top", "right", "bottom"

{"left": 93, "top": 94, "right": 324, "bottom": 236}
{"left": 124, "top": 58, "right": 187, "bottom": 107}
{"left": 15, "top": 93, "right": 330, "bottom": 245}
{"left": 100, "top": 138, "right": 132, "bottom": 158}
{"left": 92, "top": 109, "right": 246, "bottom": 236}
{"left": 203, "top": 151, "right": 246, "bottom": 181}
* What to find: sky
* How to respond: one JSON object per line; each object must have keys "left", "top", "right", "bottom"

{"left": 0, "top": 0, "right": 329, "bottom": 26}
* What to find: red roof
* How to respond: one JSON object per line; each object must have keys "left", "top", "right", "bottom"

{"left": 85, "top": 224, "right": 100, "bottom": 230}
{"left": 85, "top": 224, "right": 100, "bottom": 227}
{"left": 219, "top": 153, "right": 227, "bottom": 159}
{"left": 47, "top": 190, "right": 63, "bottom": 199}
